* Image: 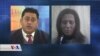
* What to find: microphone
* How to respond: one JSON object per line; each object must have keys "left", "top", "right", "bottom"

{"left": 60, "top": 35, "right": 64, "bottom": 44}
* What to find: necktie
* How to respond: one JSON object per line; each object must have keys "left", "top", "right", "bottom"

{"left": 26, "top": 34, "right": 33, "bottom": 44}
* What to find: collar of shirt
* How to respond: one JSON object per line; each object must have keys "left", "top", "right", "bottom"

{"left": 22, "top": 29, "right": 35, "bottom": 42}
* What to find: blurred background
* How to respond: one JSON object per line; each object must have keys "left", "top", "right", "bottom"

{"left": 0, "top": 0, "right": 100, "bottom": 56}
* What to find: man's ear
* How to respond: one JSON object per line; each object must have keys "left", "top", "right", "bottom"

{"left": 20, "top": 18, "right": 22, "bottom": 24}
{"left": 37, "top": 19, "right": 39, "bottom": 24}
{"left": 37, "top": 19, "right": 39, "bottom": 27}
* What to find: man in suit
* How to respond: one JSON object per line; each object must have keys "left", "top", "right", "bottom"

{"left": 11, "top": 8, "right": 49, "bottom": 44}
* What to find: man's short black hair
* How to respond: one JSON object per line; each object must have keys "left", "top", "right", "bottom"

{"left": 21, "top": 8, "right": 39, "bottom": 19}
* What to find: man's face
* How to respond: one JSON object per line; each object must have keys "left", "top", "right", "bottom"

{"left": 20, "top": 12, "right": 38, "bottom": 34}
{"left": 61, "top": 14, "right": 75, "bottom": 36}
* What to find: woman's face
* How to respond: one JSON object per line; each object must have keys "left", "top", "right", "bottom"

{"left": 61, "top": 14, "right": 76, "bottom": 36}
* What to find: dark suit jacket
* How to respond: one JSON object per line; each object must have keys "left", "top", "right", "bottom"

{"left": 11, "top": 29, "right": 49, "bottom": 44}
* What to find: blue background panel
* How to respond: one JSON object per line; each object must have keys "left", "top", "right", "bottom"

{"left": 0, "top": 0, "right": 100, "bottom": 56}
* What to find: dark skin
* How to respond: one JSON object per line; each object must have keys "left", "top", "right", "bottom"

{"left": 60, "top": 14, "right": 76, "bottom": 36}
{"left": 20, "top": 12, "right": 38, "bottom": 34}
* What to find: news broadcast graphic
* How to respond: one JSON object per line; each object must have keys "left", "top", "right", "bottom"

{"left": 0, "top": 44, "right": 22, "bottom": 51}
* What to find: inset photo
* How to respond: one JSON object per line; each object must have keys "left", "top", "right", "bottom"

{"left": 52, "top": 6, "right": 90, "bottom": 44}
{"left": 11, "top": 6, "right": 50, "bottom": 44}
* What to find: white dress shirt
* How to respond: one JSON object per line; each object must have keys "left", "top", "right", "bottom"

{"left": 22, "top": 29, "right": 35, "bottom": 42}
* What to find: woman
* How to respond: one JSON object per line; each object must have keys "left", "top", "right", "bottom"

{"left": 56, "top": 8, "right": 86, "bottom": 44}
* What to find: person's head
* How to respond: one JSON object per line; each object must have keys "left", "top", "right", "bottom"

{"left": 20, "top": 8, "right": 39, "bottom": 34}
{"left": 56, "top": 8, "right": 80, "bottom": 37}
